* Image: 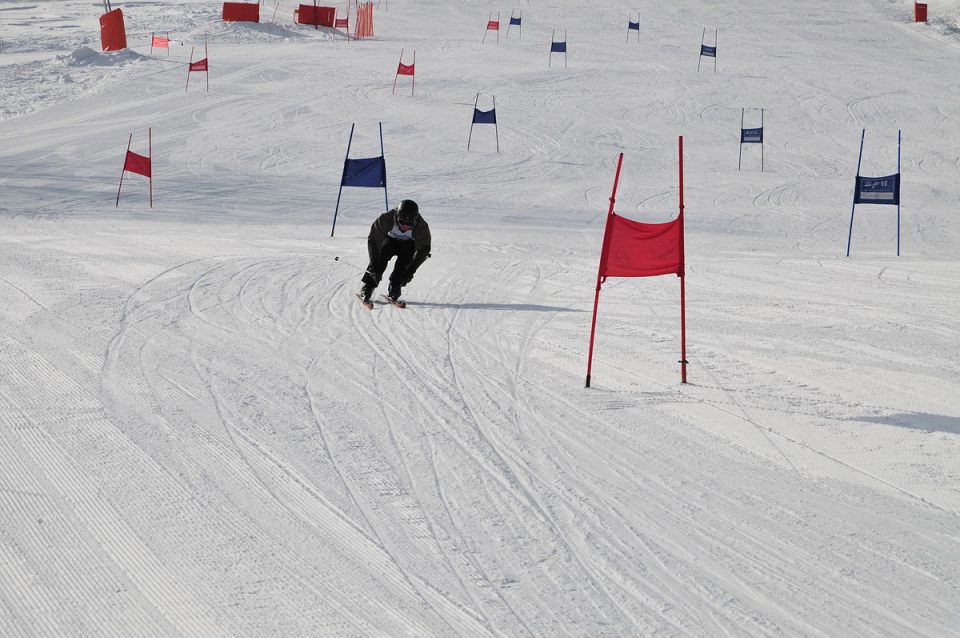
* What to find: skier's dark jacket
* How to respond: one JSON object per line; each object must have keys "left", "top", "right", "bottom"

{"left": 368, "top": 208, "right": 432, "bottom": 279}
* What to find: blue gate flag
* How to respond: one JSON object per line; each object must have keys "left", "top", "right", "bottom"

{"left": 854, "top": 174, "right": 900, "bottom": 205}
{"left": 472, "top": 108, "right": 497, "bottom": 125}
{"left": 700, "top": 45, "right": 716, "bottom": 57}
{"left": 510, "top": 15, "right": 521, "bottom": 26}
{"left": 551, "top": 41, "right": 566, "bottom": 53}
{"left": 846, "top": 129, "right": 903, "bottom": 256}
{"left": 341, "top": 156, "right": 386, "bottom": 187}
{"left": 628, "top": 20, "right": 639, "bottom": 31}
{"left": 741, "top": 127, "right": 763, "bottom": 143}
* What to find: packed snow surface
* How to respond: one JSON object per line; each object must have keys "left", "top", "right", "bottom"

{"left": 1, "top": 0, "right": 959, "bottom": 636}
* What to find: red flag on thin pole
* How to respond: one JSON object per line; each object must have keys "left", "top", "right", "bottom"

{"left": 335, "top": 10, "right": 349, "bottom": 41}
{"left": 185, "top": 38, "right": 209, "bottom": 92}
{"left": 483, "top": 11, "right": 500, "bottom": 43}
{"left": 393, "top": 49, "right": 415, "bottom": 95}
{"left": 151, "top": 33, "right": 169, "bottom": 52}
{"left": 117, "top": 128, "right": 153, "bottom": 208}
{"left": 585, "top": 137, "right": 686, "bottom": 387}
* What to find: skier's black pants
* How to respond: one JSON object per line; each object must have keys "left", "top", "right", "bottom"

{"left": 362, "top": 237, "right": 414, "bottom": 290}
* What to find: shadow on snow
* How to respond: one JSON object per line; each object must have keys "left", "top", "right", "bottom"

{"left": 852, "top": 412, "right": 960, "bottom": 435}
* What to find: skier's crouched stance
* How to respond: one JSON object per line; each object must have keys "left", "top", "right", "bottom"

{"left": 360, "top": 199, "right": 431, "bottom": 305}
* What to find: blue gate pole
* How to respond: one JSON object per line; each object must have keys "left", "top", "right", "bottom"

{"left": 331, "top": 123, "right": 355, "bottom": 237}
{"left": 897, "top": 129, "right": 902, "bottom": 256}
{"left": 846, "top": 129, "right": 865, "bottom": 257}
{"left": 738, "top": 108, "right": 744, "bottom": 170}
{"left": 760, "top": 108, "right": 764, "bottom": 171}
{"left": 713, "top": 29, "right": 718, "bottom": 72}
{"left": 380, "top": 121, "right": 388, "bottom": 212}
{"left": 697, "top": 27, "right": 704, "bottom": 72}
{"left": 467, "top": 93, "right": 479, "bottom": 150}
{"left": 493, "top": 95, "right": 499, "bottom": 152}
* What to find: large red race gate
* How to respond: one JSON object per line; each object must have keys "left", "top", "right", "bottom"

{"left": 223, "top": 2, "right": 260, "bottom": 22}
{"left": 297, "top": 4, "right": 336, "bottom": 27}
{"left": 99, "top": 8, "right": 127, "bottom": 51}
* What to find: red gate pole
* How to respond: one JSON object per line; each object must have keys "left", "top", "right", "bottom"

{"left": 205, "top": 37, "right": 209, "bottom": 92}
{"left": 116, "top": 133, "right": 132, "bottom": 206}
{"left": 148, "top": 127, "right": 153, "bottom": 208}
{"left": 185, "top": 46, "right": 194, "bottom": 91}
{"left": 586, "top": 152, "right": 624, "bottom": 388}
{"left": 392, "top": 48, "right": 402, "bottom": 94}
{"left": 678, "top": 136, "right": 687, "bottom": 384}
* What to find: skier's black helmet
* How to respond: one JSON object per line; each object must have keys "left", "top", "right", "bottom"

{"left": 396, "top": 199, "right": 419, "bottom": 226}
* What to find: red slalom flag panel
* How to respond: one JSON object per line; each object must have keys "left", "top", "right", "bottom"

{"left": 598, "top": 215, "right": 683, "bottom": 278}
{"left": 123, "top": 150, "right": 151, "bottom": 177}
{"left": 586, "top": 137, "right": 687, "bottom": 387}
{"left": 190, "top": 58, "right": 208, "bottom": 72}
{"left": 116, "top": 129, "right": 153, "bottom": 208}
{"left": 151, "top": 34, "right": 170, "bottom": 49}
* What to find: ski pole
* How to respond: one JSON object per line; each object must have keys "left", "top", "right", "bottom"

{"left": 333, "top": 256, "right": 376, "bottom": 278}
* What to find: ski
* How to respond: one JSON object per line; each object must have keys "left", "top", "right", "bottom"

{"left": 381, "top": 294, "right": 406, "bottom": 309}
{"left": 356, "top": 293, "right": 374, "bottom": 310}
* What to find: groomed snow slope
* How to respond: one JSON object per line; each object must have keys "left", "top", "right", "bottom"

{"left": 0, "top": 0, "right": 959, "bottom": 636}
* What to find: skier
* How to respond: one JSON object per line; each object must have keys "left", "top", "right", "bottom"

{"left": 359, "top": 199, "right": 431, "bottom": 307}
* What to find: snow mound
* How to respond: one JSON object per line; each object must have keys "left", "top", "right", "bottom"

{"left": 57, "top": 46, "right": 147, "bottom": 67}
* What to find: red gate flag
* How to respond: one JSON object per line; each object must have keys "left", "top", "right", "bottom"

{"left": 151, "top": 34, "right": 170, "bottom": 48}
{"left": 598, "top": 214, "right": 683, "bottom": 278}
{"left": 393, "top": 49, "right": 415, "bottom": 95}
{"left": 223, "top": 2, "right": 260, "bottom": 22}
{"left": 99, "top": 8, "right": 127, "bottom": 52}
{"left": 117, "top": 129, "right": 153, "bottom": 208}
{"left": 335, "top": 13, "right": 349, "bottom": 41}
{"left": 483, "top": 11, "right": 500, "bottom": 43}
{"left": 297, "top": 4, "right": 335, "bottom": 26}
{"left": 186, "top": 42, "right": 210, "bottom": 92}
{"left": 123, "top": 150, "right": 151, "bottom": 177}
{"left": 586, "top": 138, "right": 687, "bottom": 387}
